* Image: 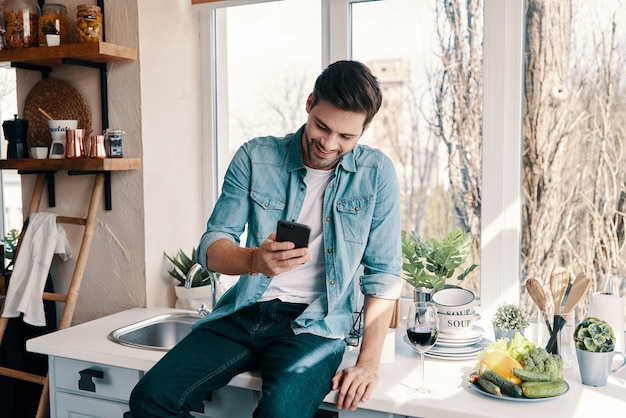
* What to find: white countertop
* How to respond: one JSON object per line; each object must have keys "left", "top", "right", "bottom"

{"left": 27, "top": 306, "right": 626, "bottom": 417}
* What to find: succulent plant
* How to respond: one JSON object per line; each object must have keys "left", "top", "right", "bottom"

{"left": 573, "top": 317, "right": 615, "bottom": 352}
{"left": 165, "top": 247, "right": 212, "bottom": 287}
{"left": 492, "top": 303, "right": 530, "bottom": 330}
{"left": 401, "top": 227, "right": 478, "bottom": 292}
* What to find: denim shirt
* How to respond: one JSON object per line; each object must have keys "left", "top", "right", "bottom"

{"left": 195, "top": 125, "right": 403, "bottom": 339}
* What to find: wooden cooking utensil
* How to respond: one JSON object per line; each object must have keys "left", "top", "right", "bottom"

{"left": 550, "top": 267, "right": 569, "bottom": 314}
{"left": 563, "top": 273, "right": 591, "bottom": 314}
{"left": 546, "top": 273, "right": 592, "bottom": 353}
{"left": 526, "top": 277, "right": 552, "bottom": 334}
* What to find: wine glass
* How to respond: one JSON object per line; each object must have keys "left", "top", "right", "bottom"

{"left": 406, "top": 301, "right": 439, "bottom": 397}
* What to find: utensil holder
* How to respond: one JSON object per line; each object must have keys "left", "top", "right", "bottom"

{"left": 536, "top": 309, "right": 575, "bottom": 368}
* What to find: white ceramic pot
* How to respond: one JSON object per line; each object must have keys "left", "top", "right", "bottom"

{"left": 493, "top": 327, "right": 523, "bottom": 340}
{"left": 438, "top": 311, "right": 481, "bottom": 334}
{"left": 431, "top": 287, "right": 480, "bottom": 315}
{"left": 46, "top": 34, "right": 60, "bottom": 46}
{"left": 30, "top": 147, "right": 48, "bottom": 159}
{"left": 174, "top": 285, "right": 213, "bottom": 311}
{"left": 576, "top": 348, "right": 626, "bottom": 387}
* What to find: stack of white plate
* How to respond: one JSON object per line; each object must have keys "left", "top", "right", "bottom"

{"left": 426, "top": 325, "right": 489, "bottom": 360}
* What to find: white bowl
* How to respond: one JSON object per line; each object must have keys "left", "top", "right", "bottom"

{"left": 431, "top": 287, "right": 480, "bottom": 315}
{"left": 438, "top": 312, "right": 481, "bottom": 334}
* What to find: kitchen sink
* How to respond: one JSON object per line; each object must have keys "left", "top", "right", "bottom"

{"left": 108, "top": 312, "right": 202, "bottom": 351}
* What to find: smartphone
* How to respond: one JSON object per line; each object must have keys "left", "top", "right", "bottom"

{"left": 276, "top": 220, "right": 311, "bottom": 248}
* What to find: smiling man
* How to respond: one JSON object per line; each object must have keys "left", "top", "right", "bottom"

{"left": 130, "top": 60, "right": 403, "bottom": 418}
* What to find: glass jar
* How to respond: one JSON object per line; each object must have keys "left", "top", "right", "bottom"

{"left": 76, "top": 4, "right": 102, "bottom": 43}
{"left": 4, "top": 0, "right": 40, "bottom": 48}
{"left": 38, "top": 3, "right": 70, "bottom": 46}
{"left": 105, "top": 129, "right": 124, "bottom": 158}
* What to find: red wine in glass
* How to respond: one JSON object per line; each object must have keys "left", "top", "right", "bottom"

{"left": 407, "top": 325, "right": 438, "bottom": 350}
{"left": 406, "top": 302, "right": 439, "bottom": 397}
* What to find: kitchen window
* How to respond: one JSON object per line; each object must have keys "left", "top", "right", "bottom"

{"left": 195, "top": 0, "right": 525, "bottom": 317}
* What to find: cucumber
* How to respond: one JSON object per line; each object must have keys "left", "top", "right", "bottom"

{"left": 522, "top": 380, "right": 568, "bottom": 398}
{"left": 512, "top": 368, "right": 552, "bottom": 382}
{"left": 476, "top": 375, "right": 502, "bottom": 396}
{"left": 521, "top": 381, "right": 550, "bottom": 388}
{"left": 482, "top": 368, "right": 523, "bottom": 398}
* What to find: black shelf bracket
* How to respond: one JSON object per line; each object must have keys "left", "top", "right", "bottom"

{"left": 69, "top": 170, "right": 112, "bottom": 210}
{"left": 61, "top": 58, "right": 109, "bottom": 130}
{"left": 11, "top": 62, "right": 52, "bottom": 78}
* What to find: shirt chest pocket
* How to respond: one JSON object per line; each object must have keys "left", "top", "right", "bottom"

{"left": 250, "top": 190, "right": 286, "bottom": 241}
{"left": 335, "top": 195, "right": 374, "bottom": 244}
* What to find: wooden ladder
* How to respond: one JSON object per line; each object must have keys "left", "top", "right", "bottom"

{"left": 0, "top": 171, "right": 105, "bottom": 418}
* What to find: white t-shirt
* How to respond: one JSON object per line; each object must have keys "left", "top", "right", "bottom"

{"left": 259, "top": 167, "right": 333, "bottom": 304}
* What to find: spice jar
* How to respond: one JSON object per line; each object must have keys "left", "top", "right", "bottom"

{"left": 38, "top": 3, "right": 70, "bottom": 46}
{"left": 4, "top": 0, "right": 41, "bottom": 48}
{"left": 105, "top": 129, "right": 124, "bottom": 158}
{"left": 76, "top": 4, "right": 102, "bottom": 43}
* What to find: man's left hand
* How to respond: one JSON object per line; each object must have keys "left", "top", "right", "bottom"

{"left": 331, "top": 364, "right": 379, "bottom": 411}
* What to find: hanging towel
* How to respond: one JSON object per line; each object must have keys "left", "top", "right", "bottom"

{"left": 2, "top": 212, "right": 72, "bottom": 327}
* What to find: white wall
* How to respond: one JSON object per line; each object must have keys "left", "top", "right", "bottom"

{"left": 16, "top": 0, "right": 204, "bottom": 323}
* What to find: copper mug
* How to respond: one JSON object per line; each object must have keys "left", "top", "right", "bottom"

{"left": 88, "top": 134, "right": 106, "bottom": 159}
{"left": 66, "top": 129, "right": 87, "bottom": 158}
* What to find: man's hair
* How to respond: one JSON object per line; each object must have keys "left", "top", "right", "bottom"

{"left": 311, "top": 60, "right": 382, "bottom": 127}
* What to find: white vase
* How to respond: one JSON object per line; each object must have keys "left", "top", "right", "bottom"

{"left": 174, "top": 285, "right": 213, "bottom": 311}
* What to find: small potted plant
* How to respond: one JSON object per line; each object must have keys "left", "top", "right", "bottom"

{"left": 573, "top": 317, "right": 626, "bottom": 386}
{"left": 30, "top": 140, "right": 49, "bottom": 159}
{"left": 401, "top": 227, "right": 478, "bottom": 301}
{"left": 165, "top": 247, "right": 217, "bottom": 311}
{"left": 492, "top": 303, "right": 530, "bottom": 340}
{"left": 42, "top": 21, "right": 60, "bottom": 46}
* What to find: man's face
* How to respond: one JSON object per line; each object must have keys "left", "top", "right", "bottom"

{"left": 301, "top": 94, "right": 369, "bottom": 170}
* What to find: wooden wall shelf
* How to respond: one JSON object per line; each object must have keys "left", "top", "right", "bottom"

{"left": 0, "top": 158, "right": 141, "bottom": 172}
{"left": 0, "top": 42, "right": 137, "bottom": 67}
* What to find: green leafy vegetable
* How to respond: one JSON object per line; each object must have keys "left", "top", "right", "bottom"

{"left": 475, "top": 332, "right": 536, "bottom": 367}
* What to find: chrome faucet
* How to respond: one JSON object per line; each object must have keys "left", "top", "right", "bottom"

{"left": 185, "top": 263, "right": 218, "bottom": 317}
{"left": 185, "top": 263, "right": 204, "bottom": 288}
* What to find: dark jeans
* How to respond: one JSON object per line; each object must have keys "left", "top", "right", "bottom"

{"left": 129, "top": 300, "right": 346, "bottom": 418}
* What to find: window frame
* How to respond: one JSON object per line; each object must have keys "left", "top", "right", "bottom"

{"left": 194, "top": 0, "right": 526, "bottom": 318}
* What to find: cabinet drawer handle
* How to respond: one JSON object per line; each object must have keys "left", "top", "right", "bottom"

{"left": 78, "top": 368, "right": 104, "bottom": 392}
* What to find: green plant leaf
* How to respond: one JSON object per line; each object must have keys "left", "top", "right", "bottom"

{"left": 164, "top": 248, "right": 212, "bottom": 287}
{"left": 401, "top": 227, "right": 477, "bottom": 291}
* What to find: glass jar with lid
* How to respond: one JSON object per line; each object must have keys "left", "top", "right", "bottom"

{"left": 76, "top": 4, "right": 102, "bottom": 43}
{"left": 38, "top": 3, "right": 70, "bottom": 46}
{"left": 4, "top": 0, "right": 40, "bottom": 48}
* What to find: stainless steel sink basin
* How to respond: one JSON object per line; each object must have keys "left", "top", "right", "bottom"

{"left": 108, "top": 312, "right": 202, "bottom": 351}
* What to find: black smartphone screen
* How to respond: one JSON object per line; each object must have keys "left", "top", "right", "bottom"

{"left": 276, "top": 220, "right": 311, "bottom": 248}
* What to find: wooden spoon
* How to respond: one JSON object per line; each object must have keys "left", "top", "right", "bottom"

{"left": 550, "top": 267, "right": 569, "bottom": 314}
{"left": 526, "top": 277, "right": 552, "bottom": 334}
{"left": 563, "top": 273, "right": 591, "bottom": 314}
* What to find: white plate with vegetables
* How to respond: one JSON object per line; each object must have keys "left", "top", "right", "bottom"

{"left": 468, "top": 333, "right": 569, "bottom": 401}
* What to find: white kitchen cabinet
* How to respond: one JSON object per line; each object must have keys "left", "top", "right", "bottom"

{"left": 49, "top": 356, "right": 139, "bottom": 417}
{"left": 48, "top": 355, "right": 257, "bottom": 418}
{"left": 47, "top": 354, "right": 398, "bottom": 418}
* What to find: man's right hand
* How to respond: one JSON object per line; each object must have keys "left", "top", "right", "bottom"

{"left": 251, "top": 233, "right": 311, "bottom": 277}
